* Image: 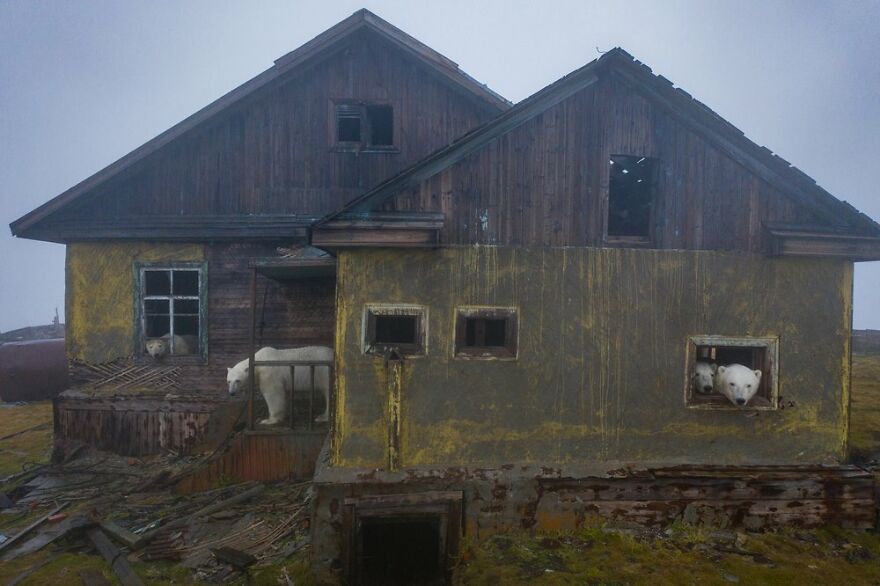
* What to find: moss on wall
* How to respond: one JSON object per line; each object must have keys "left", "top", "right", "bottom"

{"left": 66, "top": 242, "right": 204, "bottom": 364}
{"left": 333, "top": 247, "right": 852, "bottom": 468}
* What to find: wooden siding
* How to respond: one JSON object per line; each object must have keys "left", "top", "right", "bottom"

{"left": 37, "top": 31, "right": 497, "bottom": 234}
{"left": 385, "top": 73, "right": 820, "bottom": 251}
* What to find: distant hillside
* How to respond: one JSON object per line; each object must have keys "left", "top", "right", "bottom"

{"left": 0, "top": 323, "right": 65, "bottom": 344}
{"left": 854, "top": 330, "right": 880, "bottom": 355}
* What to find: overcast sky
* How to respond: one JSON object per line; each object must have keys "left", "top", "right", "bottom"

{"left": 1, "top": 0, "right": 878, "bottom": 333}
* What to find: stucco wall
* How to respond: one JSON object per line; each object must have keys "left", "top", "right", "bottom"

{"left": 333, "top": 246, "right": 852, "bottom": 468}
{"left": 66, "top": 242, "right": 204, "bottom": 364}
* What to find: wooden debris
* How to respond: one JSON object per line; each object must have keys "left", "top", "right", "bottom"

{"left": 2, "top": 515, "right": 92, "bottom": 561}
{"left": 211, "top": 546, "right": 257, "bottom": 569}
{"left": 0, "top": 501, "right": 70, "bottom": 556}
{"left": 79, "top": 568, "right": 112, "bottom": 586}
{"left": 0, "top": 422, "right": 50, "bottom": 442}
{"left": 5, "top": 552, "right": 62, "bottom": 586}
{"left": 87, "top": 527, "right": 144, "bottom": 586}
{"left": 140, "top": 531, "right": 183, "bottom": 561}
{"left": 100, "top": 520, "right": 139, "bottom": 548}
{"left": 132, "top": 484, "right": 264, "bottom": 550}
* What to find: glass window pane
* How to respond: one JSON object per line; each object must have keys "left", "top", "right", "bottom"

{"left": 146, "top": 315, "right": 170, "bottom": 338}
{"left": 144, "top": 270, "right": 170, "bottom": 295}
{"left": 144, "top": 299, "right": 169, "bottom": 314}
{"left": 337, "top": 115, "right": 361, "bottom": 142}
{"left": 175, "top": 315, "right": 199, "bottom": 337}
{"left": 174, "top": 299, "right": 199, "bottom": 314}
{"left": 173, "top": 270, "right": 199, "bottom": 296}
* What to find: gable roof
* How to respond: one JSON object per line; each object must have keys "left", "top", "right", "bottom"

{"left": 319, "top": 48, "right": 880, "bottom": 236}
{"left": 10, "top": 9, "right": 510, "bottom": 238}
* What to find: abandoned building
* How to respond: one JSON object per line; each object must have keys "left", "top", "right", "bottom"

{"left": 10, "top": 9, "right": 880, "bottom": 584}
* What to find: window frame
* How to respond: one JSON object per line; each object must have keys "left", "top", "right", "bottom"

{"left": 134, "top": 261, "right": 208, "bottom": 363}
{"left": 331, "top": 100, "right": 399, "bottom": 153}
{"left": 684, "top": 335, "right": 779, "bottom": 411}
{"left": 453, "top": 306, "right": 519, "bottom": 360}
{"left": 363, "top": 304, "right": 427, "bottom": 357}
{"left": 604, "top": 154, "right": 659, "bottom": 246}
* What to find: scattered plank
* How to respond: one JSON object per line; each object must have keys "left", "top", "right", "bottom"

{"left": 132, "top": 484, "right": 264, "bottom": 550}
{"left": 0, "top": 501, "right": 69, "bottom": 556}
{"left": 100, "top": 520, "right": 138, "bottom": 548}
{"left": 2, "top": 515, "right": 92, "bottom": 561}
{"left": 0, "top": 422, "right": 50, "bottom": 442}
{"left": 211, "top": 546, "right": 256, "bottom": 569}
{"left": 87, "top": 528, "right": 144, "bottom": 586}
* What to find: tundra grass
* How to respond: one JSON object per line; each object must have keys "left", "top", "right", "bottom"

{"left": 850, "top": 355, "right": 880, "bottom": 458}
{"left": 0, "top": 401, "right": 53, "bottom": 476}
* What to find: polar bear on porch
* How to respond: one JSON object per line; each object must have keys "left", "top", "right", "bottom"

{"left": 227, "top": 346, "right": 333, "bottom": 426}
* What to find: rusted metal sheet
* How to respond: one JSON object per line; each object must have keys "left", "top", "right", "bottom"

{"left": 176, "top": 431, "right": 326, "bottom": 494}
{"left": 0, "top": 339, "right": 68, "bottom": 402}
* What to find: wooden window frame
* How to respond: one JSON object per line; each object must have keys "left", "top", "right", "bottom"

{"left": 134, "top": 262, "right": 208, "bottom": 363}
{"left": 604, "top": 154, "right": 659, "bottom": 247}
{"left": 363, "top": 304, "right": 427, "bottom": 357}
{"left": 453, "top": 306, "right": 518, "bottom": 360}
{"left": 684, "top": 335, "right": 778, "bottom": 410}
{"left": 331, "top": 100, "right": 399, "bottom": 153}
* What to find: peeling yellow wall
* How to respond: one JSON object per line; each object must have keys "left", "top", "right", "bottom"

{"left": 66, "top": 242, "right": 204, "bottom": 364}
{"left": 333, "top": 247, "right": 852, "bottom": 468}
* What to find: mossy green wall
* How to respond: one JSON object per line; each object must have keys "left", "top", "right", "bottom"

{"left": 333, "top": 247, "right": 852, "bottom": 468}
{"left": 66, "top": 242, "right": 204, "bottom": 364}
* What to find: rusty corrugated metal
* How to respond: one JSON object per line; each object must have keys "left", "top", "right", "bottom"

{"left": 0, "top": 338, "right": 68, "bottom": 402}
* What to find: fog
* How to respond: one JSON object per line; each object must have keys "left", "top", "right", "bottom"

{"left": 1, "top": 0, "right": 877, "bottom": 332}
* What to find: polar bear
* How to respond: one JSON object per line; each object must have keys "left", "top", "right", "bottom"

{"left": 693, "top": 361, "right": 717, "bottom": 394}
{"left": 716, "top": 363, "right": 762, "bottom": 407}
{"left": 227, "top": 346, "right": 333, "bottom": 426}
{"left": 145, "top": 334, "right": 195, "bottom": 359}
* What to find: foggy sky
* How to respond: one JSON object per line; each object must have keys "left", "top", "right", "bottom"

{"left": 1, "top": 0, "right": 878, "bottom": 332}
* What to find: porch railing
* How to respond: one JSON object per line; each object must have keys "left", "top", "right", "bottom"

{"left": 246, "top": 360, "right": 334, "bottom": 431}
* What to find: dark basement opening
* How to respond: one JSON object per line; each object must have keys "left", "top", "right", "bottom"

{"left": 359, "top": 516, "right": 444, "bottom": 586}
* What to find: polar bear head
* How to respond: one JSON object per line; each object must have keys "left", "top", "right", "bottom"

{"left": 716, "top": 364, "right": 762, "bottom": 407}
{"left": 693, "top": 361, "right": 717, "bottom": 394}
{"left": 145, "top": 338, "right": 169, "bottom": 360}
{"left": 227, "top": 360, "right": 250, "bottom": 395}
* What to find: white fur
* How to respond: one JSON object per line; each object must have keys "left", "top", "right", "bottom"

{"left": 145, "top": 334, "right": 194, "bottom": 359}
{"left": 715, "top": 363, "right": 762, "bottom": 407}
{"left": 693, "top": 361, "right": 717, "bottom": 394}
{"left": 227, "top": 346, "right": 333, "bottom": 426}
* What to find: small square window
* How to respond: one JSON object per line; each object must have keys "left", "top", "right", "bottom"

{"left": 335, "top": 103, "right": 395, "bottom": 149}
{"left": 364, "top": 305, "right": 426, "bottom": 356}
{"left": 454, "top": 307, "right": 518, "bottom": 359}
{"left": 607, "top": 155, "right": 656, "bottom": 241}
{"left": 685, "top": 336, "right": 778, "bottom": 410}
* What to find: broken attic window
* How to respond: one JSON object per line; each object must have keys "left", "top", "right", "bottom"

{"left": 454, "top": 307, "right": 518, "bottom": 359}
{"left": 364, "top": 305, "right": 426, "bottom": 356}
{"left": 141, "top": 267, "right": 203, "bottom": 356}
{"left": 607, "top": 155, "right": 656, "bottom": 239}
{"left": 336, "top": 104, "right": 362, "bottom": 142}
{"left": 686, "top": 336, "right": 778, "bottom": 410}
{"left": 335, "top": 103, "right": 395, "bottom": 148}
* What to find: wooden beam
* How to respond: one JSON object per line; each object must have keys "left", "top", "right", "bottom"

{"left": 87, "top": 528, "right": 144, "bottom": 586}
{"left": 768, "top": 230, "right": 880, "bottom": 261}
{"left": 312, "top": 227, "right": 439, "bottom": 248}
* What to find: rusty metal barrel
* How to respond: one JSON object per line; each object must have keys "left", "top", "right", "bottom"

{"left": 0, "top": 339, "right": 68, "bottom": 402}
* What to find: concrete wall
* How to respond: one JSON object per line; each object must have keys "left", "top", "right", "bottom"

{"left": 332, "top": 246, "right": 852, "bottom": 468}
{"left": 66, "top": 242, "right": 204, "bottom": 364}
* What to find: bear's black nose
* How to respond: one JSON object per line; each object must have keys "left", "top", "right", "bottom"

{"left": 703, "top": 385, "right": 712, "bottom": 393}
{"left": 736, "top": 398, "right": 746, "bottom": 405}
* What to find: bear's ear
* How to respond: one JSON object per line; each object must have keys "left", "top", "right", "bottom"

{"left": 227, "top": 367, "right": 232, "bottom": 373}
{"left": 753, "top": 369, "right": 762, "bottom": 380}
{"left": 717, "top": 366, "right": 726, "bottom": 374}
{"left": 710, "top": 364, "right": 718, "bottom": 374}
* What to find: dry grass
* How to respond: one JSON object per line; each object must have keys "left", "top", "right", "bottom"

{"left": 850, "top": 354, "right": 880, "bottom": 458}
{"left": 0, "top": 401, "right": 53, "bottom": 477}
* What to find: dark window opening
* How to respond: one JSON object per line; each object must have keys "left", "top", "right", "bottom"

{"left": 375, "top": 315, "right": 417, "bottom": 345}
{"left": 335, "top": 103, "right": 395, "bottom": 149}
{"left": 608, "top": 155, "right": 656, "bottom": 239}
{"left": 455, "top": 308, "right": 517, "bottom": 359}
{"left": 367, "top": 105, "right": 393, "bottom": 146}
{"left": 141, "top": 267, "right": 202, "bottom": 356}
{"left": 686, "top": 337, "right": 778, "bottom": 410}
{"left": 359, "top": 517, "right": 443, "bottom": 586}
{"left": 365, "top": 306, "right": 425, "bottom": 356}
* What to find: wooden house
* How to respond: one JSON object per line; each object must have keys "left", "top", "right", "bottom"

{"left": 11, "top": 10, "right": 880, "bottom": 584}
